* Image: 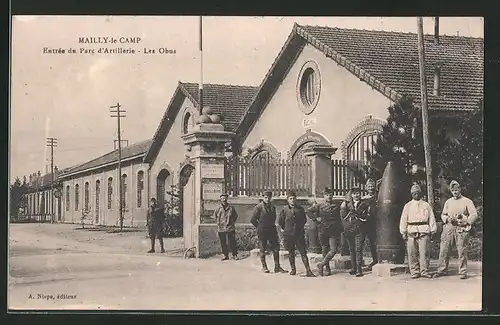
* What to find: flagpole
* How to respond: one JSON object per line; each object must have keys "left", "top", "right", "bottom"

{"left": 199, "top": 16, "right": 204, "bottom": 114}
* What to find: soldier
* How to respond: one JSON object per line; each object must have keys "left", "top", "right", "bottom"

{"left": 361, "top": 178, "right": 379, "bottom": 270}
{"left": 434, "top": 180, "right": 478, "bottom": 279}
{"left": 250, "top": 191, "right": 287, "bottom": 274}
{"left": 213, "top": 193, "right": 239, "bottom": 261}
{"left": 306, "top": 187, "right": 343, "bottom": 277}
{"left": 278, "top": 190, "right": 315, "bottom": 277}
{"left": 399, "top": 184, "right": 437, "bottom": 279}
{"left": 340, "top": 185, "right": 368, "bottom": 277}
{"left": 147, "top": 198, "right": 165, "bottom": 253}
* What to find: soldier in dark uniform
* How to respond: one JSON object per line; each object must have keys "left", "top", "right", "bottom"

{"left": 307, "top": 187, "right": 343, "bottom": 276}
{"left": 147, "top": 198, "right": 165, "bottom": 253}
{"left": 213, "top": 193, "right": 239, "bottom": 261}
{"left": 278, "top": 190, "right": 315, "bottom": 277}
{"left": 361, "top": 178, "right": 379, "bottom": 270}
{"left": 251, "top": 190, "right": 287, "bottom": 274}
{"left": 340, "top": 185, "right": 369, "bottom": 277}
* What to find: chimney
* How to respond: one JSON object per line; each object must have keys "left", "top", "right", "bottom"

{"left": 54, "top": 165, "right": 58, "bottom": 172}
{"left": 433, "top": 64, "right": 442, "bottom": 96}
{"left": 434, "top": 17, "right": 439, "bottom": 45}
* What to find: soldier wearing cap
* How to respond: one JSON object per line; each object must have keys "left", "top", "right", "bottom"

{"left": 434, "top": 180, "right": 478, "bottom": 279}
{"left": 361, "top": 178, "right": 379, "bottom": 270}
{"left": 278, "top": 190, "right": 315, "bottom": 277}
{"left": 306, "top": 187, "right": 343, "bottom": 276}
{"left": 399, "top": 183, "right": 437, "bottom": 279}
{"left": 147, "top": 197, "right": 166, "bottom": 253}
{"left": 213, "top": 193, "right": 239, "bottom": 261}
{"left": 340, "top": 185, "right": 369, "bottom": 277}
{"left": 251, "top": 190, "right": 287, "bottom": 274}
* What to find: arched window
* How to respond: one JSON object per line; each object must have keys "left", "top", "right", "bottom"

{"left": 107, "top": 177, "right": 113, "bottom": 209}
{"left": 342, "top": 117, "right": 385, "bottom": 163}
{"left": 75, "top": 184, "right": 80, "bottom": 211}
{"left": 66, "top": 185, "right": 70, "bottom": 211}
{"left": 137, "top": 171, "right": 144, "bottom": 208}
{"left": 84, "top": 182, "right": 90, "bottom": 211}
{"left": 95, "top": 180, "right": 100, "bottom": 223}
{"left": 121, "top": 174, "right": 127, "bottom": 209}
{"left": 182, "top": 112, "right": 195, "bottom": 134}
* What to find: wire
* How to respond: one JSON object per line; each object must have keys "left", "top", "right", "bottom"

{"left": 12, "top": 144, "right": 115, "bottom": 155}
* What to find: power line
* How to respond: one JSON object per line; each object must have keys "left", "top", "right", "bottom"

{"left": 46, "top": 137, "right": 57, "bottom": 223}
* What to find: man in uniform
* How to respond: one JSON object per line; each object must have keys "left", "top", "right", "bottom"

{"left": 147, "top": 197, "right": 165, "bottom": 253}
{"left": 307, "top": 187, "right": 343, "bottom": 276}
{"left": 250, "top": 190, "right": 287, "bottom": 273}
{"left": 213, "top": 193, "right": 239, "bottom": 261}
{"left": 361, "top": 178, "right": 379, "bottom": 270}
{"left": 340, "top": 185, "right": 368, "bottom": 277}
{"left": 399, "top": 184, "right": 437, "bottom": 279}
{"left": 278, "top": 190, "right": 315, "bottom": 277}
{"left": 434, "top": 180, "right": 478, "bottom": 279}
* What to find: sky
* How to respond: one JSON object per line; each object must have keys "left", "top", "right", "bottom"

{"left": 10, "top": 16, "right": 484, "bottom": 183}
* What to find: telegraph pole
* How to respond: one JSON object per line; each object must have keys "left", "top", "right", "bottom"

{"left": 46, "top": 137, "right": 58, "bottom": 222}
{"left": 110, "top": 102, "right": 126, "bottom": 231}
{"left": 416, "top": 17, "right": 434, "bottom": 208}
{"left": 199, "top": 15, "right": 204, "bottom": 113}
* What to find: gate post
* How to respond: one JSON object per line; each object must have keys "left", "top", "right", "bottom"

{"left": 181, "top": 112, "right": 234, "bottom": 258}
{"left": 303, "top": 144, "right": 337, "bottom": 254}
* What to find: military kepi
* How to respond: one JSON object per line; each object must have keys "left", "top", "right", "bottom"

{"left": 263, "top": 190, "right": 273, "bottom": 197}
{"left": 323, "top": 187, "right": 333, "bottom": 195}
{"left": 220, "top": 193, "right": 229, "bottom": 198}
{"left": 286, "top": 190, "right": 297, "bottom": 197}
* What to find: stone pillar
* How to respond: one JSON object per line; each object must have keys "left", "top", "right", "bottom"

{"left": 181, "top": 122, "right": 234, "bottom": 258}
{"left": 303, "top": 144, "right": 337, "bottom": 254}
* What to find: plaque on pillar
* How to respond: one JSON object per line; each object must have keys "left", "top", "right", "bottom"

{"left": 200, "top": 162, "right": 225, "bottom": 179}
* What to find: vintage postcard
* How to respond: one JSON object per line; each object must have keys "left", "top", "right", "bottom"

{"left": 9, "top": 16, "right": 484, "bottom": 311}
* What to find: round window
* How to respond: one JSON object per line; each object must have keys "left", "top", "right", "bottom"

{"left": 297, "top": 61, "right": 321, "bottom": 115}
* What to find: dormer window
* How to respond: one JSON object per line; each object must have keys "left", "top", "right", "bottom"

{"left": 182, "top": 111, "right": 195, "bottom": 134}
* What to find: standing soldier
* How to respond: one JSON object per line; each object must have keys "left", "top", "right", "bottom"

{"left": 361, "top": 178, "right": 379, "bottom": 270}
{"left": 434, "top": 180, "right": 478, "bottom": 279}
{"left": 278, "top": 191, "right": 315, "bottom": 277}
{"left": 147, "top": 198, "right": 165, "bottom": 253}
{"left": 213, "top": 193, "right": 239, "bottom": 261}
{"left": 307, "top": 187, "right": 343, "bottom": 277}
{"left": 340, "top": 185, "right": 368, "bottom": 277}
{"left": 250, "top": 191, "right": 287, "bottom": 274}
{"left": 399, "top": 184, "right": 437, "bottom": 279}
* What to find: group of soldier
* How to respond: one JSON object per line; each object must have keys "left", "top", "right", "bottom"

{"left": 146, "top": 178, "right": 478, "bottom": 280}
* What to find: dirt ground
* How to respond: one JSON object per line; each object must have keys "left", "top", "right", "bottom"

{"left": 8, "top": 223, "right": 482, "bottom": 311}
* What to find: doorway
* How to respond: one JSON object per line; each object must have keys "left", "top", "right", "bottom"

{"left": 179, "top": 164, "right": 195, "bottom": 250}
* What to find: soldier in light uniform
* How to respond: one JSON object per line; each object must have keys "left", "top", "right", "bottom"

{"left": 147, "top": 198, "right": 165, "bottom": 253}
{"left": 361, "top": 179, "right": 379, "bottom": 270}
{"left": 251, "top": 190, "right": 287, "bottom": 274}
{"left": 399, "top": 184, "right": 437, "bottom": 279}
{"left": 434, "top": 180, "right": 478, "bottom": 279}
{"left": 278, "top": 190, "right": 315, "bottom": 277}
{"left": 307, "top": 187, "right": 343, "bottom": 276}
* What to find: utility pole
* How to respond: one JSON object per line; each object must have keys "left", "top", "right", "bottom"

{"left": 46, "top": 137, "right": 58, "bottom": 223}
{"left": 416, "top": 17, "right": 434, "bottom": 208}
{"left": 110, "top": 102, "right": 126, "bottom": 231}
{"left": 199, "top": 15, "right": 204, "bottom": 113}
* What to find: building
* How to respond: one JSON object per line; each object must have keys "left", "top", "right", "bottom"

{"left": 21, "top": 24, "right": 483, "bottom": 250}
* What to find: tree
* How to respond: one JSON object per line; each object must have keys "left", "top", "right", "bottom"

{"left": 10, "top": 177, "right": 27, "bottom": 219}
{"left": 353, "top": 96, "right": 483, "bottom": 208}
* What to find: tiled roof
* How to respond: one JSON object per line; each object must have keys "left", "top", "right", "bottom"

{"left": 60, "top": 139, "right": 152, "bottom": 177}
{"left": 236, "top": 23, "right": 483, "bottom": 141}
{"left": 180, "top": 82, "right": 259, "bottom": 132}
{"left": 297, "top": 24, "right": 483, "bottom": 111}
{"left": 143, "top": 81, "right": 258, "bottom": 163}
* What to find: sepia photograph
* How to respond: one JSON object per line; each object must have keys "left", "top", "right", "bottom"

{"left": 9, "top": 15, "right": 484, "bottom": 311}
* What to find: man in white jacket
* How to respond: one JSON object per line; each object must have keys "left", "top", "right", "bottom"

{"left": 434, "top": 180, "right": 478, "bottom": 279}
{"left": 400, "top": 184, "right": 437, "bottom": 279}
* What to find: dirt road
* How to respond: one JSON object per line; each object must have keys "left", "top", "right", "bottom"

{"left": 8, "top": 223, "right": 482, "bottom": 311}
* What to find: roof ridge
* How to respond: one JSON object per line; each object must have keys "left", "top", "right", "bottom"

{"left": 296, "top": 23, "right": 484, "bottom": 40}
{"left": 180, "top": 81, "right": 259, "bottom": 88}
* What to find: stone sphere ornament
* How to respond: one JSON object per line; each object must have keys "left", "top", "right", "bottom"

{"left": 209, "top": 114, "right": 221, "bottom": 123}
{"left": 197, "top": 114, "right": 212, "bottom": 124}
{"left": 202, "top": 106, "right": 213, "bottom": 115}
